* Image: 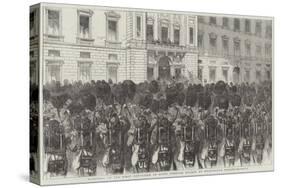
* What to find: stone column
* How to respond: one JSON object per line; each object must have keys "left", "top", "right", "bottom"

{"left": 154, "top": 14, "right": 158, "bottom": 41}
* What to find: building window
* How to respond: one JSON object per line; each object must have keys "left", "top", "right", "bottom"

{"left": 78, "top": 62, "right": 91, "bottom": 82}
{"left": 136, "top": 15, "right": 142, "bottom": 37}
{"left": 245, "top": 19, "right": 251, "bottom": 33}
{"left": 30, "top": 61, "right": 37, "bottom": 84}
{"left": 209, "top": 67, "right": 216, "bottom": 82}
{"left": 198, "top": 16, "right": 204, "bottom": 23}
{"left": 46, "top": 64, "right": 61, "bottom": 82}
{"left": 80, "top": 52, "right": 91, "bottom": 58}
{"left": 265, "top": 44, "right": 272, "bottom": 57}
{"left": 256, "top": 70, "right": 261, "bottom": 81}
{"left": 107, "top": 20, "right": 118, "bottom": 41}
{"left": 48, "top": 50, "right": 60, "bottom": 57}
{"left": 189, "top": 27, "right": 194, "bottom": 44}
{"left": 147, "top": 67, "right": 154, "bottom": 81}
{"left": 30, "top": 11, "right": 36, "bottom": 37}
{"left": 105, "top": 11, "right": 120, "bottom": 43}
{"left": 161, "top": 26, "right": 169, "bottom": 43}
{"left": 245, "top": 70, "right": 250, "bottom": 83}
{"left": 146, "top": 24, "right": 154, "bottom": 42}
{"left": 198, "top": 67, "right": 203, "bottom": 81}
{"left": 234, "top": 39, "right": 241, "bottom": 56}
{"left": 198, "top": 34, "right": 204, "bottom": 48}
{"left": 222, "top": 69, "right": 228, "bottom": 82}
{"left": 266, "top": 70, "right": 271, "bottom": 80}
{"left": 255, "top": 21, "right": 262, "bottom": 36}
{"left": 222, "top": 37, "right": 229, "bottom": 55}
{"left": 209, "top": 17, "right": 216, "bottom": 25}
{"left": 108, "top": 54, "right": 118, "bottom": 61}
{"left": 234, "top": 18, "right": 240, "bottom": 31}
{"left": 107, "top": 65, "right": 118, "bottom": 83}
{"left": 245, "top": 42, "right": 251, "bottom": 56}
{"left": 47, "top": 9, "right": 60, "bottom": 36}
{"left": 222, "top": 17, "right": 229, "bottom": 28}
{"left": 209, "top": 33, "right": 217, "bottom": 54}
{"left": 256, "top": 45, "right": 262, "bottom": 57}
{"left": 266, "top": 23, "right": 272, "bottom": 39}
{"left": 174, "top": 28, "right": 180, "bottom": 45}
{"left": 79, "top": 15, "right": 90, "bottom": 38}
{"left": 30, "top": 51, "right": 35, "bottom": 58}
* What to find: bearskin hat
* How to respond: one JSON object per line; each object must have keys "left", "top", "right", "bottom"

{"left": 214, "top": 80, "right": 227, "bottom": 95}
{"left": 148, "top": 80, "right": 160, "bottom": 94}
{"left": 230, "top": 94, "right": 241, "bottom": 107}
{"left": 214, "top": 94, "right": 229, "bottom": 110}
{"left": 122, "top": 80, "right": 136, "bottom": 101}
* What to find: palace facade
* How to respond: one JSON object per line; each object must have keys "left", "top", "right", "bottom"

{"left": 34, "top": 3, "right": 198, "bottom": 84}
{"left": 197, "top": 15, "right": 272, "bottom": 84}
{"left": 30, "top": 3, "right": 273, "bottom": 85}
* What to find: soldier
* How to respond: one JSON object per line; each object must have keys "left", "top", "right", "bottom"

{"left": 203, "top": 115, "right": 221, "bottom": 168}
{"left": 238, "top": 108, "right": 253, "bottom": 166}
{"left": 177, "top": 113, "right": 196, "bottom": 168}
{"left": 222, "top": 116, "right": 236, "bottom": 167}
{"left": 151, "top": 112, "right": 177, "bottom": 171}
{"left": 131, "top": 114, "right": 151, "bottom": 173}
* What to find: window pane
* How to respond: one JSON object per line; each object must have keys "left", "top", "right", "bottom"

{"left": 47, "top": 65, "right": 60, "bottom": 82}
{"left": 234, "top": 19, "right": 240, "bottom": 31}
{"left": 256, "top": 22, "right": 262, "bottom": 36}
{"left": 256, "top": 45, "right": 262, "bottom": 56}
{"left": 267, "top": 71, "right": 271, "bottom": 80}
{"left": 245, "top": 19, "right": 251, "bottom": 33}
{"left": 246, "top": 43, "right": 251, "bottom": 56}
{"left": 209, "top": 68, "right": 216, "bottom": 82}
{"left": 174, "top": 29, "right": 180, "bottom": 45}
{"left": 222, "top": 17, "right": 228, "bottom": 27}
{"left": 108, "top": 54, "right": 118, "bottom": 61}
{"left": 256, "top": 71, "right": 261, "bottom": 81}
{"left": 80, "top": 15, "right": 90, "bottom": 38}
{"left": 30, "top": 11, "right": 35, "bottom": 35}
{"left": 108, "top": 20, "right": 117, "bottom": 41}
{"left": 198, "top": 67, "right": 203, "bottom": 81}
{"left": 108, "top": 66, "right": 117, "bottom": 83}
{"left": 189, "top": 27, "right": 194, "bottom": 44}
{"left": 222, "top": 69, "right": 228, "bottom": 82}
{"left": 223, "top": 39, "right": 229, "bottom": 55}
{"left": 80, "top": 52, "right": 91, "bottom": 58}
{"left": 198, "top": 34, "right": 203, "bottom": 48}
{"left": 245, "top": 71, "right": 250, "bottom": 82}
{"left": 210, "top": 17, "right": 216, "bottom": 24}
{"left": 234, "top": 41, "right": 241, "bottom": 56}
{"left": 136, "top": 16, "right": 141, "bottom": 37}
{"left": 48, "top": 10, "right": 60, "bottom": 35}
{"left": 266, "top": 24, "right": 272, "bottom": 38}
{"left": 146, "top": 24, "right": 154, "bottom": 42}
{"left": 79, "top": 63, "right": 91, "bottom": 82}
{"left": 48, "top": 50, "right": 60, "bottom": 57}
{"left": 161, "top": 27, "right": 168, "bottom": 43}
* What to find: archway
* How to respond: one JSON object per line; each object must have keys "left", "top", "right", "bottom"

{"left": 158, "top": 56, "right": 171, "bottom": 80}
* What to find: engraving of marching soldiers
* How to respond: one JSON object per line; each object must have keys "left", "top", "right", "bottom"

{"left": 41, "top": 78, "right": 272, "bottom": 177}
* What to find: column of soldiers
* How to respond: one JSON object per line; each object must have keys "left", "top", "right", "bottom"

{"left": 41, "top": 79, "right": 272, "bottom": 177}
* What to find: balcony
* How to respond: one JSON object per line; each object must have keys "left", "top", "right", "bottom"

{"left": 146, "top": 39, "right": 196, "bottom": 53}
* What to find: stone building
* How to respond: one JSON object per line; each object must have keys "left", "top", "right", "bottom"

{"left": 36, "top": 3, "right": 198, "bottom": 84}
{"left": 197, "top": 15, "right": 272, "bottom": 84}
{"left": 30, "top": 5, "right": 40, "bottom": 85}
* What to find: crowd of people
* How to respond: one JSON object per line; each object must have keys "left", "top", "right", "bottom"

{"left": 33, "top": 78, "right": 272, "bottom": 177}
